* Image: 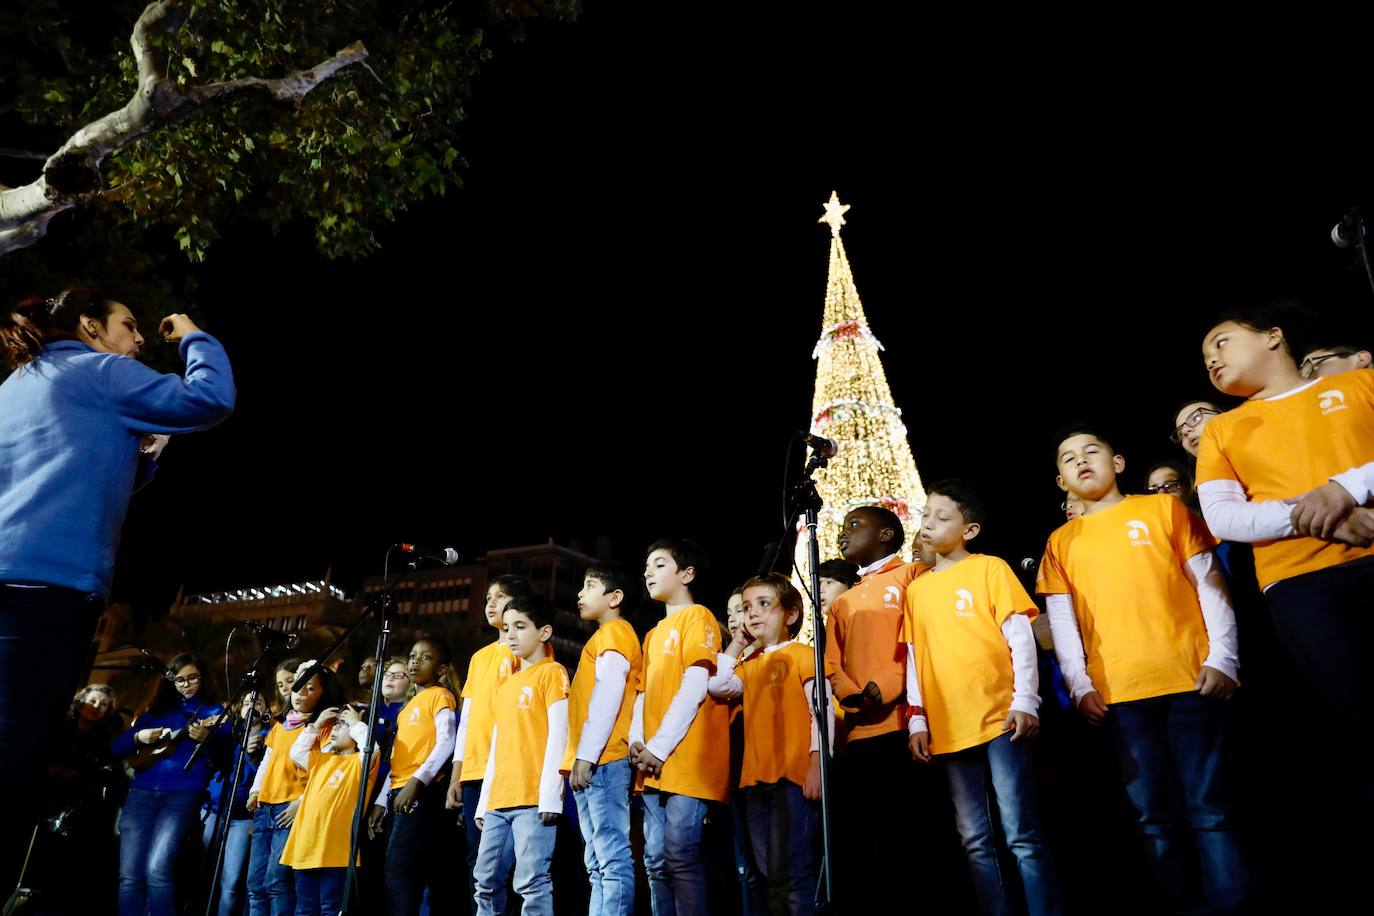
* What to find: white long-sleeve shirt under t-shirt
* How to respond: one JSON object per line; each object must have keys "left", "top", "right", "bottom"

{"left": 639, "top": 665, "right": 710, "bottom": 764}
{"left": 906, "top": 614, "right": 1039, "bottom": 735}
{"left": 451, "top": 697, "right": 472, "bottom": 765}
{"left": 1045, "top": 549, "right": 1240, "bottom": 702}
{"left": 374, "top": 706, "right": 455, "bottom": 808}
{"left": 289, "top": 720, "right": 372, "bottom": 769}
{"left": 475, "top": 699, "right": 569, "bottom": 818}
{"left": 575, "top": 651, "right": 631, "bottom": 765}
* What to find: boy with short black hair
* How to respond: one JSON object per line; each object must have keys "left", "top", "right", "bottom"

{"left": 563, "top": 562, "right": 642, "bottom": 916}
{"left": 1039, "top": 423, "right": 1247, "bottom": 913}
{"left": 904, "top": 479, "right": 1060, "bottom": 915}
{"left": 630, "top": 537, "right": 729, "bottom": 916}
{"left": 473, "top": 594, "right": 570, "bottom": 916}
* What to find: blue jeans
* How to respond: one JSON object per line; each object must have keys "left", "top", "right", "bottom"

{"left": 945, "top": 732, "right": 1062, "bottom": 916}
{"left": 0, "top": 584, "right": 101, "bottom": 890}
{"left": 203, "top": 811, "right": 257, "bottom": 916}
{"left": 572, "top": 757, "right": 635, "bottom": 916}
{"left": 249, "top": 802, "right": 297, "bottom": 916}
{"left": 117, "top": 787, "right": 205, "bottom": 916}
{"left": 1110, "top": 691, "right": 1249, "bottom": 912}
{"left": 730, "top": 793, "right": 768, "bottom": 916}
{"left": 743, "top": 781, "right": 818, "bottom": 916}
{"left": 640, "top": 790, "right": 709, "bottom": 916}
{"left": 293, "top": 868, "right": 345, "bottom": 916}
{"left": 473, "top": 806, "right": 557, "bottom": 916}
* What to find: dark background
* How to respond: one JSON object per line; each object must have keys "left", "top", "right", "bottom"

{"left": 30, "top": 6, "right": 1374, "bottom": 912}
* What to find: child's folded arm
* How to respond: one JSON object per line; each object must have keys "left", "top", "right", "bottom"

{"left": 644, "top": 666, "right": 709, "bottom": 762}
{"left": 1182, "top": 549, "right": 1240, "bottom": 681}
{"left": 1001, "top": 614, "right": 1041, "bottom": 715}
{"left": 576, "top": 651, "right": 630, "bottom": 764}
{"left": 1045, "top": 594, "right": 1099, "bottom": 702}
{"left": 1198, "top": 479, "right": 1295, "bottom": 543}
{"left": 1330, "top": 460, "right": 1374, "bottom": 507}
{"left": 824, "top": 611, "right": 863, "bottom": 700}
{"left": 706, "top": 653, "right": 743, "bottom": 700}
{"left": 288, "top": 724, "right": 318, "bottom": 770}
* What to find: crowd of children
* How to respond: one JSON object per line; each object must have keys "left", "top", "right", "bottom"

{"left": 68, "top": 304, "right": 1373, "bottom": 915}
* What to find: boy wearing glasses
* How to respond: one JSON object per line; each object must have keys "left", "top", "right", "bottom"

{"left": 1300, "top": 343, "right": 1372, "bottom": 379}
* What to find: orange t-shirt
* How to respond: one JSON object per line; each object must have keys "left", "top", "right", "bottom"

{"left": 824, "top": 557, "right": 929, "bottom": 745}
{"left": 1037, "top": 494, "right": 1216, "bottom": 704}
{"left": 256, "top": 721, "right": 314, "bottom": 805}
{"left": 389, "top": 685, "right": 456, "bottom": 789}
{"left": 638, "top": 605, "right": 731, "bottom": 803}
{"left": 279, "top": 751, "right": 380, "bottom": 869}
{"left": 903, "top": 555, "right": 1035, "bottom": 755}
{"left": 737, "top": 642, "right": 817, "bottom": 789}
{"left": 562, "top": 618, "right": 643, "bottom": 771}
{"left": 458, "top": 640, "right": 514, "bottom": 783}
{"left": 485, "top": 659, "right": 570, "bottom": 812}
{"left": 1195, "top": 369, "right": 1374, "bottom": 589}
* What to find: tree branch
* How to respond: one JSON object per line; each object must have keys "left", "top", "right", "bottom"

{"left": 0, "top": 0, "right": 367, "bottom": 255}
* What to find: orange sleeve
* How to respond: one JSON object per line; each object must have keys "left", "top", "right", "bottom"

{"left": 635, "top": 633, "right": 651, "bottom": 692}
{"left": 1035, "top": 536, "right": 1069, "bottom": 595}
{"left": 1171, "top": 496, "right": 1219, "bottom": 562}
{"left": 823, "top": 603, "right": 862, "bottom": 699}
{"left": 1194, "top": 421, "right": 1238, "bottom": 486}
{"left": 543, "top": 665, "right": 570, "bottom": 707}
{"left": 680, "top": 609, "right": 720, "bottom": 671}
{"left": 989, "top": 558, "right": 1037, "bottom": 626}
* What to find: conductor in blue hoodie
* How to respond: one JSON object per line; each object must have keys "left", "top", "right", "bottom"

{"left": 0, "top": 288, "right": 236, "bottom": 886}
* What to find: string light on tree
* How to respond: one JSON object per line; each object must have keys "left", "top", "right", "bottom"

{"left": 796, "top": 191, "right": 927, "bottom": 644}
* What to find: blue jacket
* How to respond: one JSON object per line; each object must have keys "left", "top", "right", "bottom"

{"left": 206, "top": 719, "right": 270, "bottom": 819}
{"left": 113, "top": 694, "right": 231, "bottom": 794}
{"left": 0, "top": 332, "right": 235, "bottom": 597}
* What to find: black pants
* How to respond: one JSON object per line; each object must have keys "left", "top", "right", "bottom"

{"left": 0, "top": 583, "right": 102, "bottom": 890}
{"left": 383, "top": 777, "right": 461, "bottom": 916}
{"left": 1265, "top": 555, "right": 1374, "bottom": 809}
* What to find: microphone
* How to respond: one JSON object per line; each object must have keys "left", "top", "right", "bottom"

{"left": 1332, "top": 209, "right": 1364, "bottom": 249}
{"left": 1019, "top": 557, "right": 1038, "bottom": 574}
{"left": 800, "top": 433, "right": 837, "bottom": 459}
{"left": 242, "top": 621, "right": 300, "bottom": 649}
{"left": 396, "top": 543, "right": 460, "bottom": 566}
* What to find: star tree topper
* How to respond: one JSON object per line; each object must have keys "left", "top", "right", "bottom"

{"left": 818, "top": 190, "right": 850, "bottom": 237}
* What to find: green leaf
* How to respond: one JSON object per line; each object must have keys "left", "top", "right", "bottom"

{"left": 182, "top": 57, "right": 197, "bottom": 78}
{"left": 210, "top": 40, "right": 232, "bottom": 55}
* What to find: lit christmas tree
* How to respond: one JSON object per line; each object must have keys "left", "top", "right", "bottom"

{"left": 796, "top": 192, "right": 926, "bottom": 644}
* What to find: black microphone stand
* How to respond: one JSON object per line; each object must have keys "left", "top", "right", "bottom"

{"left": 197, "top": 640, "right": 270, "bottom": 916}
{"left": 768, "top": 438, "right": 837, "bottom": 912}
{"left": 1336, "top": 206, "right": 1374, "bottom": 301}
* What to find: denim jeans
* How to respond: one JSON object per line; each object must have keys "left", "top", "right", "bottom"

{"left": 743, "top": 781, "right": 818, "bottom": 916}
{"left": 473, "top": 806, "right": 557, "bottom": 916}
{"left": 384, "top": 779, "right": 458, "bottom": 916}
{"left": 1110, "top": 691, "right": 1249, "bottom": 912}
{"left": 249, "top": 802, "right": 297, "bottom": 916}
{"left": 203, "top": 811, "right": 257, "bottom": 916}
{"left": 293, "top": 867, "right": 345, "bottom": 916}
{"left": 117, "top": 787, "right": 205, "bottom": 916}
{"left": 640, "top": 790, "right": 709, "bottom": 916}
{"left": 0, "top": 584, "right": 101, "bottom": 890}
{"left": 571, "top": 757, "right": 635, "bottom": 916}
{"left": 944, "top": 732, "right": 1062, "bottom": 916}
{"left": 730, "top": 791, "right": 769, "bottom": 916}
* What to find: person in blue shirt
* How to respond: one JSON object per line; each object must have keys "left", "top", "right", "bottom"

{"left": 0, "top": 288, "right": 235, "bottom": 889}
{"left": 112, "top": 653, "right": 230, "bottom": 916}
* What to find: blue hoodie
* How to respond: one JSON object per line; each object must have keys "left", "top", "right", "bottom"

{"left": 0, "top": 332, "right": 235, "bottom": 597}
{"left": 113, "top": 694, "right": 231, "bottom": 794}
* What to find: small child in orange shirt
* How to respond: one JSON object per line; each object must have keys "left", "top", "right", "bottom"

{"left": 709, "top": 573, "right": 830, "bottom": 916}
{"left": 279, "top": 702, "right": 380, "bottom": 915}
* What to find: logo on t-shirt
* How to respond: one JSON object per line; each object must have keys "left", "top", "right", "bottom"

{"left": 768, "top": 660, "right": 785, "bottom": 685}
{"left": 954, "top": 589, "right": 975, "bottom": 618}
{"left": 662, "top": 629, "right": 680, "bottom": 656}
{"left": 517, "top": 686, "right": 534, "bottom": 710}
{"left": 407, "top": 706, "right": 421, "bottom": 726}
{"left": 1319, "top": 389, "right": 1348, "bottom": 415}
{"left": 883, "top": 586, "right": 902, "bottom": 607}
{"left": 497, "top": 658, "right": 512, "bottom": 679}
{"left": 1126, "top": 520, "right": 1153, "bottom": 546}
{"left": 327, "top": 768, "right": 345, "bottom": 788}
{"left": 701, "top": 628, "right": 716, "bottom": 651}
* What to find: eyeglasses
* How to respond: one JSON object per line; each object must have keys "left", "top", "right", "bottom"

{"left": 173, "top": 674, "right": 201, "bottom": 687}
{"left": 383, "top": 672, "right": 410, "bottom": 680}
{"left": 1146, "top": 479, "right": 1185, "bottom": 495}
{"left": 1299, "top": 351, "right": 1354, "bottom": 379}
{"left": 1170, "top": 407, "right": 1219, "bottom": 443}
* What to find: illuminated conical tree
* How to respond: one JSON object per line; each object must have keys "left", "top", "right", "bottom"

{"left": 796, "top": 192, "right": 926, "bottom": 644}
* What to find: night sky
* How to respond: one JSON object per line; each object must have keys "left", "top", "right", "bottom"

{"left": 110, "top": 7, "right": 1374, "bottom": 623}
